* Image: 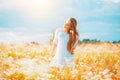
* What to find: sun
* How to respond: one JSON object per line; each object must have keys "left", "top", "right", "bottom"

{"left": 34, "top": 0, "right": 53, "bottom": 9}
{"left": 35, "top": 0, "right": 49, "bottom": 6}
{"left": 27, "top": 0, "right": 55, "bottom": 18}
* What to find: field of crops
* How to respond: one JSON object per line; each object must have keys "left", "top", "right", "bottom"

{"left": 0, "top": 42, "right": 120, "bottom": 80}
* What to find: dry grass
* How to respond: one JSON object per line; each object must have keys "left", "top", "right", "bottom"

{"left": 0, "top": 42, "right": 120, "bottom": 80}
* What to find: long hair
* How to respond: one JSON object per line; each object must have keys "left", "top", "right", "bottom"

{"left": 67, "top": 17, "right": 79, "bottom": 55}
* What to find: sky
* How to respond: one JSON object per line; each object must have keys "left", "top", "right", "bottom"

{"left": 0, "top": 0, "right": 120, "bottom": 44}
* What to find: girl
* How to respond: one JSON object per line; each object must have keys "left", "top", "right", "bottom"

{"left": 50, "top": 17, "right": 79, "bottom": 68}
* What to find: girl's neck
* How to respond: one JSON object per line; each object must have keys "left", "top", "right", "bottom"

{"left": 63, "top": 28, "right": 69, "bottom": 34}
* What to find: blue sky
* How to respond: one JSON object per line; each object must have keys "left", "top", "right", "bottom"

{"left": 0, "top": 0, "right": 120, "bottom": 44}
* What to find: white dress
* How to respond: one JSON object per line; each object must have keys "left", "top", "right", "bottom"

{"left": 50, "top": 28, "right": 74, "bottom": 68}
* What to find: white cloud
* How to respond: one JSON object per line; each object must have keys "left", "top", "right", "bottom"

{"left": 0, "top": 30, "right": 52, "bottom": 43}
{"left": 0, "top": 0, "right": 58, "bottom": 19}
{"left": 0, "top": 0, "right": 120, "bottom": 43}
{"left": 80, "top": 32, "right": 111, "bottom": 41}
{"left": 80, "top": 33, "right": 91, "bottom": 40}
{"left": 103, "top": 0, "right": 120, "bottom": 3}
{"left": 0, "top": 31, "right": 29, "bottom": 42}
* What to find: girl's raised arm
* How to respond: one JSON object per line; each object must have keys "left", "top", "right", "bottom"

{"left": 50, "top": 29, "right": 59, "bottom": 54}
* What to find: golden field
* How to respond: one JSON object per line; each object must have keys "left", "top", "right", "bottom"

{"left": 0, "top": 42, "right": 120, "bottom": 80}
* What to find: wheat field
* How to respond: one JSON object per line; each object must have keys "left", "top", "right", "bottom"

{"left": 0, "top": 42, "right": 120, "bottom": 80}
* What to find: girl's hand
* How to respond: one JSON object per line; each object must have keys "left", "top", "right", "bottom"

{"left": 70, "top": 47, "right": 75, "bottom": 54}
{"left": 50, "top": 43, "right": 57, "bottom": 54}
